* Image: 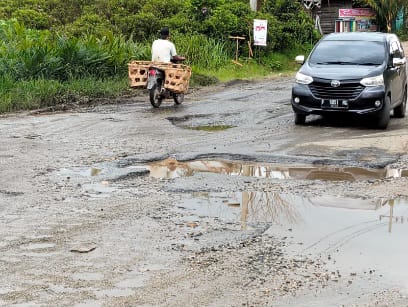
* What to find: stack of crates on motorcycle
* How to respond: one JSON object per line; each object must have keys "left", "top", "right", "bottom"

{"left": 128, "top": 61, "right": 192, "bottom": 94}
{"left": 128, "top": 61, "right": 150, "bottom": 88}
{"left": 163, "top": 63, "right": 192, "bottom": 94}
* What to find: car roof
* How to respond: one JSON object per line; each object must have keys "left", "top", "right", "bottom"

{"left": 322, "top": 32, "right": 392, "bottom": 42}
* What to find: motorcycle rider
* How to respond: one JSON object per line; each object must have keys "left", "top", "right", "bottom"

{"left": 147, "top": 27, "right": 189, "bottom": 107}
{"left": 151, "top": 27, "right": 178, "bottom": 63}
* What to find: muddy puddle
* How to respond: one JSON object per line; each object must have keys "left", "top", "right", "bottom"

{"left": 148, "top": 158, "right": 407, "bottom": 181}
{"left": 57, "top": 159, "right": 407, "bottom": 183}
{"left": 177, "top": 191, "right": 408, "bottom": 288}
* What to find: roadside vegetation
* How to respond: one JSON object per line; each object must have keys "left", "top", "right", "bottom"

{"left": 0, "top": 0, "right": 405, "bottom": 112}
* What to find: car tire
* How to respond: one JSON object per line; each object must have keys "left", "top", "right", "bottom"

{"left": 376, "top": 96, "right": 390, "bottom": 129}
{"left": 393, "top": 88, "right": 407, "bottom": 118}
{"left": 294, "top": 113, "right": 306, "bottom": 125}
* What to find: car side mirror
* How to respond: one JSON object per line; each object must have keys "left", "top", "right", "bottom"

{"left": 295, "top": 55, "right": 305, "bottom": 64}
{"left": 393, "top": 57, "right": 406, "bottom": 67}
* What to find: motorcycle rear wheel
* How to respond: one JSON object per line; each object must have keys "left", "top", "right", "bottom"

{"left": 173, "top": 93, "right": 184, "bottom": 105}
{"left": 149, "top": 84, "right": 162, "bottom": 108}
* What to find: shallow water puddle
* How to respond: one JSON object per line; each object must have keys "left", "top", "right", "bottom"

{"left": 178, "top": 192, "right": 404, "bottom": 227}
{"left": 148, "top": 158, "right": 407, "bottom": 181}
{"left": 57, "top": 166, "right": 104, "bottom": 178}
{"left": 57, "top": 159, "right": 406, "bottom": 183}
{"left": 178, "top": 192, "right": 408, "bottom": 286}
{"left": 19, "top": 243, "right": 55, "bottom": 250}
{"left": 82, "top": 183, "right": 117, "bottom": 198}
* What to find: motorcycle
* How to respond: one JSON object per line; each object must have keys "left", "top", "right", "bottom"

{"left": 147, "top": 56, "right": 187, "bottom": 108}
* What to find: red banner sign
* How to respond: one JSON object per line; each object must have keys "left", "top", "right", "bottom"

{"left": 339, "top": 8, "right": 375, "bottom": 18}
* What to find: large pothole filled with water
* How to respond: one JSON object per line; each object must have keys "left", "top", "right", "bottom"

{"left": 144, "top": 158, "right": 408, "bottom": 181}
{"left": 55, "top": 157, "right": 408, "bottom": 285}
{"left": 175, "top": 191, "right": 408, "bottom": 286}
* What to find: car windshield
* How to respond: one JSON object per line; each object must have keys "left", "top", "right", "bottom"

{"left": 309, "top": 40, "right": 386, "bottom": 66}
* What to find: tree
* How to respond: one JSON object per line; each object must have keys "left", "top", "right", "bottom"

{"left": 363, "top": 0, "right": 407, "bottom": 32}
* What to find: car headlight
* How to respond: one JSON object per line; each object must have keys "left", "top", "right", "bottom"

{"left": 360, "top": 75, "right": 384, "bottom": 87}
{"left": 295, "top": 72, "right": 313, "bottom": 85}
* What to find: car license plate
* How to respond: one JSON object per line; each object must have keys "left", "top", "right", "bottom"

{"left": 321, "top": 99, "right": 348, "bottom": 109}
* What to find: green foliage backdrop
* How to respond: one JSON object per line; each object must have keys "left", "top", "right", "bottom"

{"left": 0, "top": 0, "right": 318, "bottom": 46}
{"left": 0, "top": 0, "right": 321, "bottom": 112}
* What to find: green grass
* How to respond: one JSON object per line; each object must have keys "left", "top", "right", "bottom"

{"left": 192, "top": 55, "right": 297, "bottom": 83}
{"left": 204, "top": 63, "right": 271, "bottom": 82}
{"left": 64, "top": 77, "right": 129, "bottom": 98}
{"left": 0, "top": 76, "right": 128, "bottom": 113}
{"left": 200, "top": 64, "right": 283, "bottom": 82}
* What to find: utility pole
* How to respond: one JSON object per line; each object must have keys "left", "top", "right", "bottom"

{"left": 250, "top": 0, "right": 260, "bottom": 11}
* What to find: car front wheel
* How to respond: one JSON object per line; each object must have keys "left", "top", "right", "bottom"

{"left": 393, "top": 88, "right": 407, "bottom": 118}
{"left": 376, "top": 96, "right": 390, "bottom": 129}
{"left": 294, "top": 113, "right": 306, "bottom": 125}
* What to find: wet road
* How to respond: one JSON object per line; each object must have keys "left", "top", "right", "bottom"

{"left": 0, "top": 77, "right": 408, "bottom": 306}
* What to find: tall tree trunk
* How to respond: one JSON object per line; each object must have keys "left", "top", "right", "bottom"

{"left": 387, "top": 12, "right": 392, "bottom": 32}
{"left": 386, "top": 21, "right": 392, "bottom": 32}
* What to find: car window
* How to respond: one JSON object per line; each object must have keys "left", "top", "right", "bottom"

{"left": 309, "top": 40, "right": 386, "bottom": 65}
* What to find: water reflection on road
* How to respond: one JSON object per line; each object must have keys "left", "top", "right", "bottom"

{"left": 148, "top": 158, "right": 407, "bottom": 181}
{"left": 177, "top": 192, "right": 408, "bottom": 288}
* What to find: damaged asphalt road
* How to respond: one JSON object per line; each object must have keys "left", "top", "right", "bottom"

{"left": 1, "top": 77, "right": 408, "bottom": 306}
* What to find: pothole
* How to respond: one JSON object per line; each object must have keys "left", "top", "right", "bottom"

{"left": 57, "top": 159, "right": 407, "bottom": 183}
{"left": 20, "top": 243, "right": 56, "bottom": 250}
{"left": 0, "top": 190, "right": 24, "bottom": 197}
{"left": 189, "top": 125, "right": 235, "bottom": 132}
{"left": 167, "top": 113, "right": 240, "bottom": 129}
{"left": 56, "top": 165, "right": 149, "bottom": 181}
{"left": 177, "top": 192, "right": 401, "bottom": 227}
{"left": 146, "top": 158, "right": 407, "bottom": 181}
{"left": 177, "top": 191, "right": 408, "bottom": 284}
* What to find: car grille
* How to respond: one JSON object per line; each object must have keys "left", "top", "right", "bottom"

{"left": 309, "top": 78, "right": 364, "bottom": 100}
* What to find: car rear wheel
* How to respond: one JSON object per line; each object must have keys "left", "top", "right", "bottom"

{"left": 376, "top": 96, "right": 390, "bottom": 129}
{"left": 294, "top": 113, "right": 306, "bottom": 125}
{"left": 393, "top": 89, "right": 407, "bottom": 118}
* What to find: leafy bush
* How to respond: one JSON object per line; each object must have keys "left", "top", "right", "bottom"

{"left": 11, "top": 9, "right": 51, "bottom": 30}
{"left": 172, "top": 33, "right": 231, "bottom": 69}
{"left": 126, "top": 0, "right": 189, "bottom": 40}
{"left": 263, "top": 0, "right": 319, "bottom": 50}
{"left": 0, "top": 0, "right": 318, "bottom": 50}
{"left": 0, "top": 20, "right": 148, "bottom": 81}
{"left": 64, "top": 13, "right": 115, "bottom": 38}
{"left": 201, "top": 1, "right": 255, "bottom": 38}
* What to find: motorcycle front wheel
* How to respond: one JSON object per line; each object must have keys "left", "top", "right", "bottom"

{"left": 173, "top": 93, "right": 184, "bottom": 105}
{"left": 149, "top": 84, "right": 162, "bottom": 108}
